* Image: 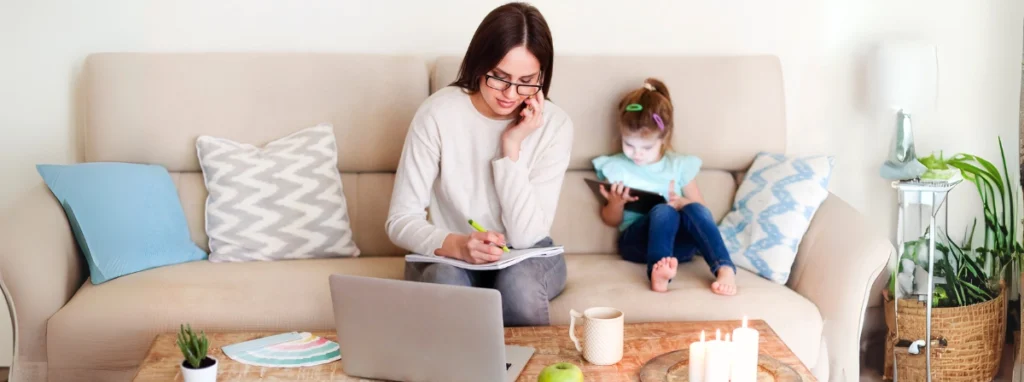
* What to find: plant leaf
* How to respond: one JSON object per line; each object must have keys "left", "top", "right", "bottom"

{"left": 961, "top": 280, "right": 994, "bottom": 301}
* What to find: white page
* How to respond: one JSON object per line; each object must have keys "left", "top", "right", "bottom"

{"left": 405, "top": 246, "right": 564, "bottom": 271}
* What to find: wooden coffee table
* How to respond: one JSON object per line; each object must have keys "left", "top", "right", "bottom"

{"left": 133, "top": 320, "right": 816, "bottom": 381}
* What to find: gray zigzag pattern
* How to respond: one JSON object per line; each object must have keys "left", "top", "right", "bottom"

{"left": 198, "top": 125, "right": 359, "bottom": 262}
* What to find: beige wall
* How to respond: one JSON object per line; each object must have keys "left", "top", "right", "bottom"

{"left": 1, "top": 0, "right": 1023, "bottom": 367}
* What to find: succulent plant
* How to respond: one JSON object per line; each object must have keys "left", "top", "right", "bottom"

{"left": 176, "top": 324, "right": 210, "bottom": 369}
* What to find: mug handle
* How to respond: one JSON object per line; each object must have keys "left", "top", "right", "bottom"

{"left": 569, "top": 309, "right": 583, "bottom": 352}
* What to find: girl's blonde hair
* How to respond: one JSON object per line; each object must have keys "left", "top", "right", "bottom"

{"left": 617, "top": 78, "right": 674, "bottom": 151}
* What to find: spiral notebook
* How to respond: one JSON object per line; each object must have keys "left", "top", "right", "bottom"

{"left": 404, "top": 246, "right": 564, "bottom": 271}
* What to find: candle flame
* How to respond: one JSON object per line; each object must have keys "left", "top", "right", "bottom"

{"left": 716, "top": 329, "right": 721, "bottom": 341}
{"left": 700, "top": 330, "right": 705, "bottom": 342}
{"left": 743, "top": 316, "right": 748, "bottom": 328}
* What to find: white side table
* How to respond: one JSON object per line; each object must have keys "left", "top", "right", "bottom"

{"left": 891, "top": 178, "right": 961, "bottom": 382}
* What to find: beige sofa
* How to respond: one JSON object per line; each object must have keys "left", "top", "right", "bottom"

{"left": 0, "top": 53, "right": 893, "bottom": 382}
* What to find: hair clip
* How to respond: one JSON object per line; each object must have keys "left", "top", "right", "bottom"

{"left": 643, "top": 83, "right": 656, "bottom": 91}
{"left": 625, "top": 103, "right": 643, "bottom": 112}
{"left": 652, "top": 113, "right": 665, "bottom": 131}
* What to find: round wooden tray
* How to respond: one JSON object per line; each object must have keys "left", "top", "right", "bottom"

{"left": 639, "top": 349, "right": 802, "bottom": 382}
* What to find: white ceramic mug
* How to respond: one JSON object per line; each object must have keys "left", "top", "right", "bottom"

{"left": 569, "top": 307, "right": 624, "bottom": 365}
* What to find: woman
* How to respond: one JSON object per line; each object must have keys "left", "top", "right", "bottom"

{"left": 385, "top": 2, "right": 573, "bottom": 327}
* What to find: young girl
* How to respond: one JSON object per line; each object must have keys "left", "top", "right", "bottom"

{"left": 593, "top": 79, "right": 737, "bottom": 295}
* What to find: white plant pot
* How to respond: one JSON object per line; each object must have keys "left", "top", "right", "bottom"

{"left": 181, "top": 356, "right": 218, "bottom": 382}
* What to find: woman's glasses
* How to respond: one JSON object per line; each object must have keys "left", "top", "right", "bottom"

{"left": 484, "top": 75, "right": 542, "bottom": 96}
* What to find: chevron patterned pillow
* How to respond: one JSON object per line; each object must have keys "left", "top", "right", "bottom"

{"left": 717, "top": 152, "right": 835, "bottom": 284}
{"left": 196, "top": 124, "right": 360, "bottom": 262}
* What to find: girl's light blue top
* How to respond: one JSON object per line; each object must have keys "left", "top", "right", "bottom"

{"left": 592, "top": 152, "right": 702, "bottom": 231}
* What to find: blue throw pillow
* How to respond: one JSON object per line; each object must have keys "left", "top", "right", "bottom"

{"left": 717, "top": 153, "right": 835, "bottom": 284}
{"left": 37, "top": 163, "right": 207, "bottom": 284}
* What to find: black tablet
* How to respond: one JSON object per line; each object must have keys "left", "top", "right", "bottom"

{"left": 584, "top": 178, "right": 667, "bottom": 213}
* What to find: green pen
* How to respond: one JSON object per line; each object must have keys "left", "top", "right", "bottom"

{"left": 468, "top": 219, "right": 510, "bottom": 252}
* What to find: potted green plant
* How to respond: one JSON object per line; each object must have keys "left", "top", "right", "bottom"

{"left": 883, "top": 226, "right": 1007, "bottom": 381}
{"left": 945, "top": 138, "right": 1024, "bottom": 286}
{"left": 177, "top": 324, "right": 217, "bottom": 382}
{"left": 882, "top": 137, "right": 1019, "bottom": 381}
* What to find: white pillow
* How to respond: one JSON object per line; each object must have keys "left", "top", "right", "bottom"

{"left": 196, "top": 124, "right": 360, "bottom": 262}
{"left": 718, "top": 153, "right": 835, "bottom": 284}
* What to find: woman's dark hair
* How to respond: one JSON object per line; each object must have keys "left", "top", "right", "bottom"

{"left": 451, "top": 2, "right": 554, "bottom": 97}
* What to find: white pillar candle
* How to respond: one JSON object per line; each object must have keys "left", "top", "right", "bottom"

{"left": 731, "top": 316, "right": 760, "bottom": 382}
{"left": 688, "top": 330, "right": 706, "bottom": 382}
{"left": 704, "top": 329, "right": 730, "bottom": 382}
{"left": 724, "top": 333, "right": 733, "bottom": 381}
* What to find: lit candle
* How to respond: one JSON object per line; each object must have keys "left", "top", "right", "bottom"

{"left": 724, "top": 334, "right": 733, "bottom": 380}
{"left": 731, "top": 316, "right": 760, "bottom": 382}
{"left": 688, "top": 330, "right": 706, "bottom": 382}
{"left": 704, "top": 329, "right": 729, "bottom": 382}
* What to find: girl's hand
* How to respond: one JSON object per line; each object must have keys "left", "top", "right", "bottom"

{"left": 599, "top": 181, "right": 638, "bottom": 206}
{"left": 501, "top": 90, "right": 545, "bottom": 159}
{"left": 667, "top": 180, "right": 693, "bottom": 210}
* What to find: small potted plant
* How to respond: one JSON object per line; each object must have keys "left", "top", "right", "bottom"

{"left": 177, "top": 324, "right": 217, "bottom": 382}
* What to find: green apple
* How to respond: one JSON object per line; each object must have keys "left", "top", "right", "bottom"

{"left": 537, "top": 362, "right": 584, "bottom": 382}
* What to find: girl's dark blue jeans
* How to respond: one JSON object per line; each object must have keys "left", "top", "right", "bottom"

{"left": 618, "top": 203, "right": 736, "bottom": 278}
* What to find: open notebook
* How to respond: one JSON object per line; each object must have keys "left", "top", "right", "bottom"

{"left": 405, "top": 246, "right": 564, "bottom": 271}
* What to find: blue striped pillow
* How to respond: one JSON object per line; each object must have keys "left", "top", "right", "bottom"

{"left": 717, "top": 153, "right": 835, "bottom": 284}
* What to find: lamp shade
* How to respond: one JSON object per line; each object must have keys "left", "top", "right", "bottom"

{"left": 869, "top": 41, "right": 938, "bottom": 113}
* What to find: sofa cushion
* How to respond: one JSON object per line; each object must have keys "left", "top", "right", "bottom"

{"left": 36, "top": 163, "right": 207, "bottom": 284}
{"left": 718, "top": 153, "right": 836, "bottom": 284}
{"left": 84, "top": 53, "right": 428, "bottom": 173}
{"left": 196, "top": 124, "right": 360, "bottom": 262}
{"left": 46, "top": 257, "right": 405, "bottom": 377}
{"left": 552, "top": 254, "right": 823, "bottom": 369}
{"left": 47, "top": 254, "right": 820, "bottom": 377}
{"left": 172, "top": 171, "right": 405, "bottom": 257}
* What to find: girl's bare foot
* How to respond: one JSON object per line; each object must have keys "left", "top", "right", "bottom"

{"left": 711, "top": 267, "right": 738, "bottom": 296}
{"left": 651, "top": 257, "right": 678, "bottom": 292}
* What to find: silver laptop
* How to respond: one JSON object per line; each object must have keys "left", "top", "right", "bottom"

{"left": 328, "top": 274, "right": 535, "bottom": 382}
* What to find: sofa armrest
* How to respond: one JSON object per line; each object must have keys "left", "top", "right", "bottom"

{"left": 788, "top": 193, "right": 894, "bottom": 382}
{"left": 0, "top": 184, "right": 87, "bottom": 379}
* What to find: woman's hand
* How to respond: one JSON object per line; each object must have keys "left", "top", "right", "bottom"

{"left": 440, "top": 232, "right": 507, "bottom": 264}
{"left": 599, "top": 181, "right": 638, "bottom": 206}
{"left": 667, "top": 180, "right": 694, "bottom": 210}
{"left": 501, "top": 90, "right": 545, "bottom": 161}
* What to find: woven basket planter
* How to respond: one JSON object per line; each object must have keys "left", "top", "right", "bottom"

{"left": 883, "top": 285, "right": 1006, "bottom": 381}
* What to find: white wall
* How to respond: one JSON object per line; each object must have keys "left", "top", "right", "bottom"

{"left": 823, "top": 1, "right": 1024, "bottom": 247}
{"left": 1, "top": 0, "right": 1022, "bottom": 367}
{"left": 2, "top": 0, "right": 1021, "bottom": 233}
